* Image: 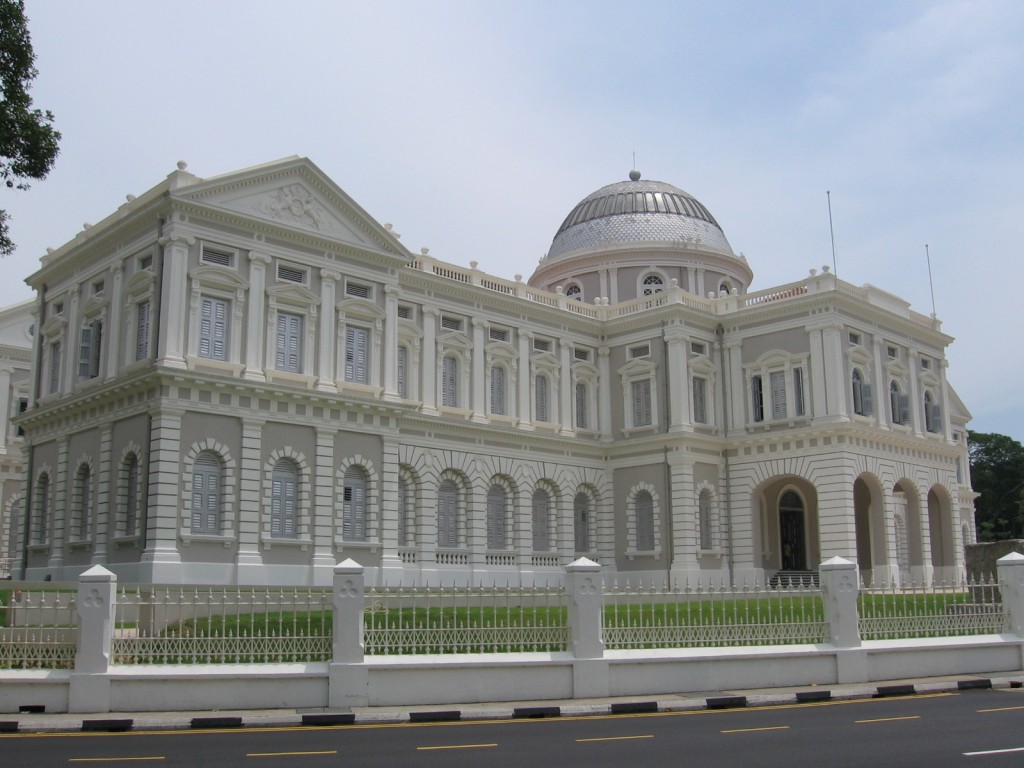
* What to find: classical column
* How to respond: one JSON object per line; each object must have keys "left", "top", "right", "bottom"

{"left": 156, "top": 233, "right": 193, "bottom": 369}
{"left": 92, "top": 425, "right": 112, "bottom": 564}
{"left": 49, "top": 436, "right": 69, "bottom": 573}
{"left": 518, "top": 330, "right": 533, "bottom": 429}
{"left": 907, "top": 350, "right": 923, "bottom": 436}
{"left": 104, "top": 265, "right": 123, "bottom": 381}
{"left": 421, "top": 306, "right": 438, "bottom": 415}
{"left": 235, "top": 418, "right": 265, "bottom": 583}
{"left": 668, "top": 454, "right": 700, "bottom": 582}
{"left": 312, "top": 426, "right": 336, "bottom": 585}
{"left": 821, "top": 324, "right": 847, "bottom": 419}
{"left": 316, "top": 269, "right": 339, "bottom": 392}
{"left": 0, "top": 366, "right": 11, "bottom": 451}
{"left": 939, "top": 359, "right": 953, "bottom": 441}
{"left": 871, "top": 337, "right": 888, "bottom": 428}
{"left": 608, "top": 267, "right": 619, "bottom": 304}
{"left": 726, "top": 340, "right": 744, "bottom": 436}
{"left": 140, "top": 408, "right": 184, "bottom": 581}
{"left": 665, "top": 326, "right": 691, "bottom": 432}
{"left": 62, "top": 285, "right": 80, "bottom": 395}
{"left": 686, "top": 266, "right": 696, "bottom": 293}
{"left": 471, "top": 318, "right": 487, "bottom": 422}
{"left": 243, "top": 252, "right": 270, "bottom": 380}
{"left": 382, "top": 284, "right": 400, "bottom": 400}
{"left": 597, "top": 346, "right": 612, "bottom": 441}
{"left": 559, "top": 342, "right": 573, "bottom": 434}
{"left": 697, "top": 268, "right": 706, "bottom": 297}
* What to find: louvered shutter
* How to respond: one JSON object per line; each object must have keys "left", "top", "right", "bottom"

{"left": 438, "top": 481, "right": 458, "bottom": 547}
{"left": 78, "top": 325, "right": 93, "bottom": 379}
{"left": 535, "top": 375, "right": 548, "bottom": 422}
{"left": 490, "top": 366, "right": 505, "bottom": 415}
{"left": 397, "top": 346, "right": 407, "bottom": 399}
{"left": 442, "top": 357, "right": 457, "bottom": 407}
{"left": 751, "top": 375, "right": 764, "bottom": 421}
{"left": 532, "top": 490, "right": 550, "bottom": 552}
{"left": 862, "top": 383, "right": 874, "bottom": 416}
{"left": 693, "top": 377, "right": 707, "bottom": 424}
{"left": 49, "top": 341, "right": 61, "bottom": 393}
{"left": 487, "top": 486, "right": 506, "bottom": 549}
{"left": 636, "top": 492, "right": 654, "bottom": 551}
{"left": 135, "top": 301, "right": 150, "bottom": 360}
{"left": 632, "top": 379, "right": 652, "bottom": 426}
{"left": 574, "top": 494, "right": 589, "bottom": 553}
{"left": 770, "top": 371, "right": 787, "bottom": 419}
{"left": 575, "top": 382, "right": 587, "bottom": 429}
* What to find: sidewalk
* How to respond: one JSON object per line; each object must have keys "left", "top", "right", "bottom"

{"left": 3, "top": 671, "right": 1022, "bottom": 734}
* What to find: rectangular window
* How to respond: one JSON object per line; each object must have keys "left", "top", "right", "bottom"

{"left": 489, "top": 327, "right": 508, "bottom": 342}
{"left": 276, "top": 312, "right": 304, "bottom": 372}
{"left": 138, "top": 253, "right": 153, "bottom": 271}
{"left": 887, "top": 345, "right": 898, "bottom": 360}
{"left": 397, "top": 305, "right": 412, "bottom": 320}
{"left": 631, "top": 379, "right": 652, "bottom": 427}
{"left": 849, "top": 332, "right": 861, "bottom": 345}
{"left": 92, "top": 280, "right": 105, "bottom": 295}
{"left": 692, "top": 376, "right": 707, "bottom": 424}
{"left": 770, "top": 370, "right": 787, "bottom": 419}
{"left": 77, "top": 319, "right": 103, "bottom": 380}
{"left": 135, "top": 300, "right": 151, "bottom": 361}
{"left": 690, "top": 341, "right": 706, "bottom": 356}
{"left": 574, "top": 348, "right": 590, "bottom": 361}
{"left": 344, "top": 326, "right": 369, "bottom": 383}
{"left": 533, "top": 338, "right": 551, "bottom": 353}
{"left": 630, "top": 344, "right": 650, "bottom": 359}
{"left": 198, "top": 297, "right": 229, "bottom": 360}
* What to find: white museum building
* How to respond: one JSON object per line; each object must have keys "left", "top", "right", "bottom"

{"left": 8, "top": 157, "right": 976, "bottom": 587}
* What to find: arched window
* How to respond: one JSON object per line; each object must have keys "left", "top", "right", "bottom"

{"left": 486, "top": 485, "right": 508, "bottom": 550}
{"left": 121, "top": 454, "right": 140, "bottom": 537}
{"left": 398, "top": 473, "right": 413, "bottom": 547}
{"left": 573, "top": 492, "right": 590, "bottom": 553}
{"left": 437, "top": 479, "right": 459, "bottom": 548}
{"left": 74, "top": 464, "right": 92, "bottom": 541}
{"left": 641, "top": 273, "right": 664, "bottom": 296}
{"left": 271, "top": 458, "right": 299, "bottom": 538}
{"left": 565, "top": 284, "right": 583, "bottom": 301}
{"left": 698, "top": 489, "right": 715, "bottom": 550}
{"left": 442, "top": 355, "right": 458, "bottom": 407}
{"left": 33, "top": 472, "right": 50, "bottom": 544}
{"left": 635, "top": 491, "right": 655, "bottom": 551}
{"left": 532, "top": 488, "right": 551, "bottom": 552}
{"left": 191, "top": 452, "right": 223, "bottom": 534}
{"left": 342, "top": 466, "right": 368, "bottom": 541}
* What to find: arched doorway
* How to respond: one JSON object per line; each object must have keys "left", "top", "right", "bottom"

{"left": 779, "top": 490, "right": 807, "bottom": 571}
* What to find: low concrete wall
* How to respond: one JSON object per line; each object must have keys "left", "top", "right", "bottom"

{"left": 4, "top": 637, "right": 1022, "bottom": 714}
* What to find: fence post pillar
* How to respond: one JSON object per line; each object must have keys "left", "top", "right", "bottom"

{"left": 997, "top": 552, "right": 1024, "bottom": 636}
{"left": 566, "top": 557, "right": 604, "bottom": 658}
{"left": 329, "top": 558, "right": 368, "bottom": 708}
{"left": 820, "top": 556, "right": 861, "bottom": 648}
{"left": 69, "top": 565, "right": 117, "bottom": 713}
{"left": 565, "top": 557, "right": 610, "bottom": 698}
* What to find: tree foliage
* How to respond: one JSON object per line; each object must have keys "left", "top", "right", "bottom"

{"left": 969, "top": 431, "right": 1024, "bottom": 541}
{"left": 0, "top": 0, "right": 60, "bottom": 256}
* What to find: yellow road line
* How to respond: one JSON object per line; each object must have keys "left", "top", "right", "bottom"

{"left": 855, "top": 715, "right": 921, "bottom": 724}
{"left": 978, "top": 705, "right": 1024, "bottom": 713}
{"left": 69, "top": 759, "right": 165, "bottom": 763}
{"left": 721, "top": 726, "right": 790, "bottom": 734}
{"left": 416, "top": 743, "right": 498, "bottom": 751}
{"left": 246, "top": 751, "right": 337, "bottom": 757}
{"left": 576, "top": 734, "right": 654, "bottom": 742}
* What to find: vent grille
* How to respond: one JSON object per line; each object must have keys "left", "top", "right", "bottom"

{"left": 278, "top": 264, "right": 307, "bottom": 284}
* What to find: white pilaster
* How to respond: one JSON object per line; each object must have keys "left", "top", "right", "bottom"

{"left": 665, "top": 326, "right": 690, "bottom": 432}
{"left": 382, "top": 284, "right": 399, "bottom": 399}
{"left": 243, "top": 252, "right": 270, "bottom": 380}
{"left": 156, "top": 233, "right": 193, "bottom": 368}
{"left": 421, "top": 307, "right": 438, "bottom": 415}
{"left": 317, "top": 269, "right": 340, "bottom": 392}
{"left": 103, "top": 265, "right": 123, "bottom": 381}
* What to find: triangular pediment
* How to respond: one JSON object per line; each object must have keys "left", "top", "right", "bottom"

{"left": 174, "top": 157, "right": 411, "bottom": 263}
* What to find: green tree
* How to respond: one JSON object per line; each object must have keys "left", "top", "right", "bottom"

{"left": 969, "top": 431, "right": 1024, "bottom": 541}
{"left": 0, "top": 0, "right": 60, "bottom": 256}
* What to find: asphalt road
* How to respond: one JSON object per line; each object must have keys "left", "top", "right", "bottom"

{"left": 4, "top": 689, "right": 1024, "bottom": 767}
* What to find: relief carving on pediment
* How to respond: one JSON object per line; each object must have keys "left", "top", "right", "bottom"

{"left": 254, "top": 184, "right": 336, "bottom": 234}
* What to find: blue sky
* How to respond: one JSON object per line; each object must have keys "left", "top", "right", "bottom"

{"left": 5, "top": 0, "right": 1023, "bottom": 440}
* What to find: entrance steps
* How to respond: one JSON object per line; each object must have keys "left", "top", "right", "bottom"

{"left": 769, "top": 570, "right": 820, "bottom": 588}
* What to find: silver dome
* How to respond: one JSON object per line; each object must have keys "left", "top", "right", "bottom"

{"left": 546, "top": 176, "right": 733, "bottom": 260}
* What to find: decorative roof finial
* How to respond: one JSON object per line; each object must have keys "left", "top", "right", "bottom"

{"left": 629, "top": 169, "right": 641, "bottom": 181}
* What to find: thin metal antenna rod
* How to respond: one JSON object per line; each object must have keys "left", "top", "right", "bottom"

{"left": 826, "top": 190, "right": 838, "bottom": 276}
{"left": 925, "top": 243, "right": 937, "bottom": 317}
